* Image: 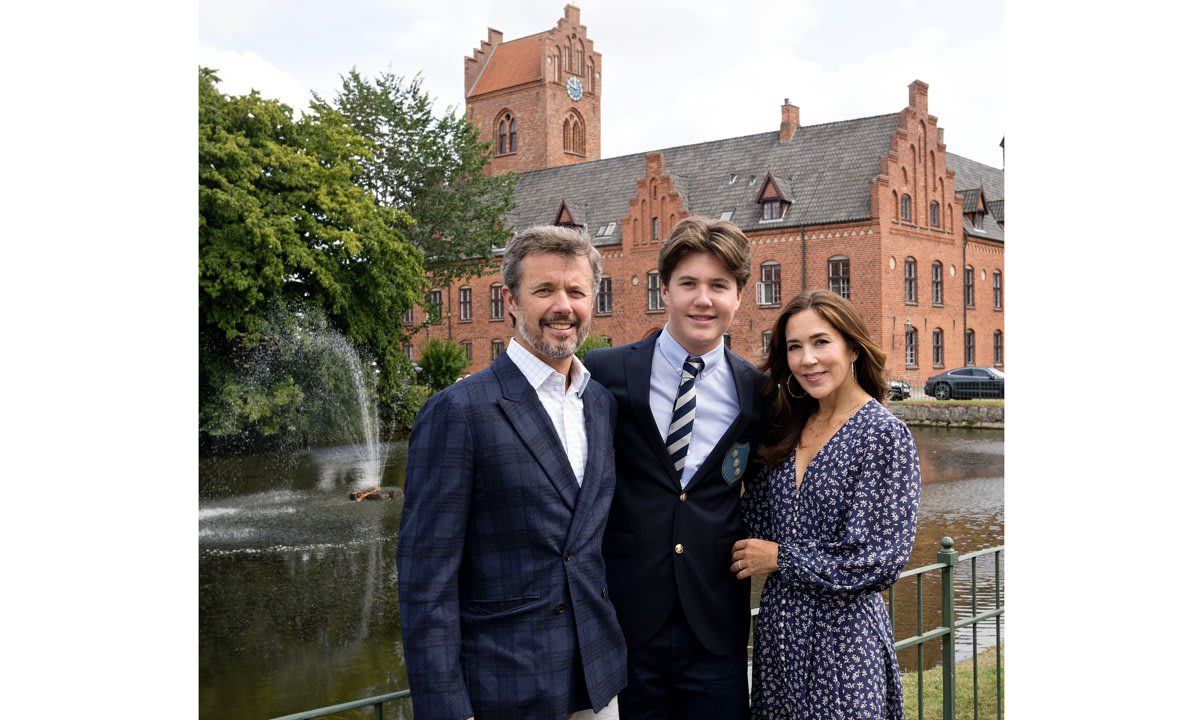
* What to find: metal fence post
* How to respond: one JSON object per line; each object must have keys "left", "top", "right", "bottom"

{"left": 938, "top": 536, "right": 959, "bottom": 719}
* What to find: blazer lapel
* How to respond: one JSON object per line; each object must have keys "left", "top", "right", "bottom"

{"left": 691, "top": 348, "right": 758, "bottom": 484}
{"left": 566, "top": 382, "right": 607, "bottom": 542}
{"left": 624, "top": 331, "right": 681, "bottom": 483}
{"left": 493, "top": 354, "right": 579, "bottom": 510}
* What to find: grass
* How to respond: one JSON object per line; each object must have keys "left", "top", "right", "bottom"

{"left": 902, "top": 646, "right": 1003, "bottom": 719}
{"left": 890, "top": 398, "right": 1005, "bottom": 407}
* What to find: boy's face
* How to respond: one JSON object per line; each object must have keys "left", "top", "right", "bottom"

{"left": 662, "top": 251, "right": 743, "bottom": 356}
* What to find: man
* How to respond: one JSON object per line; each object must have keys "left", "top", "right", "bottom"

{"left": 584, "top": 217, "right": 769, "bottom": 720}
{"left": 397, "top": 226, "right": 626, "bottom": 720}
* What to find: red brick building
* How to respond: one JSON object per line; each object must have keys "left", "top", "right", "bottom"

{"left": 406, "top": 4, "right": 1004, "bottom": 392}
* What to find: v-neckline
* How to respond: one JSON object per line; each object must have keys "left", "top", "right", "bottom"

{"left": 793, "top": 399, "right": 875, "bottom": 489}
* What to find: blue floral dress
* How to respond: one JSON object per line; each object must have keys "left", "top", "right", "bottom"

{"left": 741, "top": 399, "right": 921, "bottom": 719}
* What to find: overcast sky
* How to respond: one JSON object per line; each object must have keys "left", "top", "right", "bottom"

{"left": 200, "top": 0, "right": 1004, "bottom": 167}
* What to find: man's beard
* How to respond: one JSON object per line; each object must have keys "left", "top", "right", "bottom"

{"left": 514, "top": 307, "right": 589, "bottom": 361}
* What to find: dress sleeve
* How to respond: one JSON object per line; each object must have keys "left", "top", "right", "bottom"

{"left": 774, "top": 418, "right": 921, "bottom": 595}
{"left": 739, "top": 463, "right": 774, "bottom": 541}
{"left": 395, "top": 390, "right": 476, "bottom": 720}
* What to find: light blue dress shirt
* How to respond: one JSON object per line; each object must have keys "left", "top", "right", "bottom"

{"left": 650, "top": 326, "right": 740, "bottom": 489}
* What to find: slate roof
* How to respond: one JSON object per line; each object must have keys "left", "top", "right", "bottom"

{"left": 506, "top": 112, "right": 902, "bottom": 246}
{"left": 947, "top": 152, "right": 1004, "bottom": 242}
{"left": 986, "top": 199, "right": 1004, "bottom": 223}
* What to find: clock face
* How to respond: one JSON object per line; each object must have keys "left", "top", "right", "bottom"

{"left": 566, "top": 75, "right": 583, "bottom": 101}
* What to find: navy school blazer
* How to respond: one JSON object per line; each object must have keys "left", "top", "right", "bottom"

{"left": 584, "top": 330, "right": 771, "bottom": 657}
{"left": 396, "top": 352, "right": 626, "bottom": 720}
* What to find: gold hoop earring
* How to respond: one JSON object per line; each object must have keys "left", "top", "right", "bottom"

{"left": 785, "top": 374, "right": 806, "bottom": 398}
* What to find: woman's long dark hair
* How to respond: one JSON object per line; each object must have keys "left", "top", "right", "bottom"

{"left": 757, "top": 290, "right": 889, "bottom": 468}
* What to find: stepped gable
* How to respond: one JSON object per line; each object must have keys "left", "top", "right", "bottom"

{"left": 947, "top": 152, "right": 1004, "bottom": 241}
{"left": 469, "top": 33, "right": 545, "bottom": 98}
{"left": 506, "top": 111, "right": 902, "bottom": 245}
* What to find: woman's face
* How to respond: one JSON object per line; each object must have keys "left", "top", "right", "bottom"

{"left": 784, "top": 308, "right": 859, "bottom": 401}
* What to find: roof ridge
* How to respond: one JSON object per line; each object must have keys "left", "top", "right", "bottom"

{"left": 512, "top": 112, "right": 903, "bottom": 180}
{"left": 946, "top": 151, "right": 1003, "bottom": 174}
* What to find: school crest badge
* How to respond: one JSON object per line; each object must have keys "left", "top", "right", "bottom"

{"left": 722, "top": 442, "right": 750, "bottom": 485}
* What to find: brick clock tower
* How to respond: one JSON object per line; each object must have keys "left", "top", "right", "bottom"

{"left": 465, "top": 4, "right": 601, "bottom": 175}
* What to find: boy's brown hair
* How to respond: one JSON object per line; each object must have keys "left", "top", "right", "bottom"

{"left": 657, "top": 217, "right": 752, "bottom": 290}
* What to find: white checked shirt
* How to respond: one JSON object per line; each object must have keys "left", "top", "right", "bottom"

{"left": 506, "top": 338, "right": 590, "bottom": 486}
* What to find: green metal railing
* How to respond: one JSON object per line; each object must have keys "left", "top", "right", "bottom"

{"left": 888, "top": 537, "right": 1005, "bottom": 719}
{"left": 272, "top": 536, "right": 1003, "bottom": 720}
{"left": 270, "top": 689, "right": 411, "bottom": 720}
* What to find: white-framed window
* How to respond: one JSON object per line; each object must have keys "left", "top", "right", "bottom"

{"left": 489, "top": 284, "right": 503, "bottom": 320}
{"left": 761, "top": 330, "right": 772, "bottom": 357}
{"left": 459, "top": 286, "right": 472, "bottom": 321}
{"left": 932, "top": 328, "right": 944, "bottom": 366}
{"left": 760, "top": 199, "right": 783, "bottom": 221}
{"left": 964, "top": 266, "right": 975, "bottom": 308}
{"left": 427, "top": 289, "right": 443, "bottom": 322}
{"left": 993, "top": 271, "right": 1003, "bottom": 310}
{"left": 965, "top": 328, "right": 976, "bottom": 364}
{"left": 904, "top": 257, "right": 917, "bottom": 303}
{"left": 596, "top": 276, "right": 612, "bottom": 315}
{"left": 905, "top": 325, "right": 917, "bottom": 366}
{"left": 757, "top": 261, "right": 781, "bottom": 307}
{"left": 491, "top": 339, "right": 505, "bottom": 360}
{"left": 646, "top": 271, "right": 663, "bottom": 311}
{"left": 932, "top": 261, "right": 944, "bottom": 306}
{"left": 828, "top": 256, "right": 850, "bottom": 299}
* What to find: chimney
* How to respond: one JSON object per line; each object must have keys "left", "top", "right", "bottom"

{"left": 907, "top": 79, "right": 929, "bottom": 115}
{"left": 780, "top": 98, "right": 799, "bottom": 143}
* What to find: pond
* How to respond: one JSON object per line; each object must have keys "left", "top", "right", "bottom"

{"left": 199, "top": 425, "right": 1002, "bottom": 719}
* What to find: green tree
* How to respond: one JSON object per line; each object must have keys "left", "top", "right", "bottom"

{"left": 320, "top": 69, "right": 517, "bottom": 291}
{"left": 199, "top": 67, "right": 425, "bottom": 441}
{"left": 416, "top": 338, "right": 469, "bottom": 392}
{"left": 575, "top": 333, "right": 612, "bottom": 361}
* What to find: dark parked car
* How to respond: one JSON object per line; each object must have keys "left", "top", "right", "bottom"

{"left": 889, "top": 379, "right": 911, "bottom": 401}
{"left": 924, "top": 366, "right": 1005, "bottom": 400}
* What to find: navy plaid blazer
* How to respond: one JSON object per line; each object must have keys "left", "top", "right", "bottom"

{"left": 396, "top": 352, "right": 627, "bottom": 720}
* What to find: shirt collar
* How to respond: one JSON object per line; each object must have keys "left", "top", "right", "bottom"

{"left": 506, "top": 337, "right": 591, "bottom": 396}
{"left": 657, "top": 325, "right": 726, "bottom": 377}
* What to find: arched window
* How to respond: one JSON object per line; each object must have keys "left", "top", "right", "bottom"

{"left": 964, "top": 265, "right": 975, "bottom": 307}
{"left": 489, "top": 283, "right": 503, "bottom": 320}
{"left": 552, "top": 48, "right": 561, "bottom": 83}
{"left": 904, "top": 257, "right": 917, "bottom": 302}
{"left": 651, "top": 217, "right": 660, "bottom": 242}
{"left": 993, "top": 271, "right": 1003, "bottom": 309}
{"left": 930, "top": 201, "right": 941, "bottom": 228}
{"left": 965, "top": 329, "right": 976, "bottom": 365}
{"left": 905, "top": 324, "right": 918, "bottom": 367}
{"left": 495, "top": 111, "right": 516, "bottom": 155}
{"left": 575, "top": 41, "right": 584, "bottom": 76}
{"left": 563, "top": 112, "right": 584, "bottom": 155}
{"left": 932, "top": 261, "right": 944, "bottom": 305}
{"left": 828, "top": 255, "right": 850, "bottom": 299}
{"left": 932, "top": 328, "right": 944, "bottom": 366}
{"left": 587, "top": 58, "right": 594, "bottom": 92}
{"left": 993, "top": 330, "right": 1003, "bottom": 365}
{"left": 901, "top": 194, "right": 912, "bottom": 222}
{"left": 892, "top": 190, "right": 899, "bottom": 221}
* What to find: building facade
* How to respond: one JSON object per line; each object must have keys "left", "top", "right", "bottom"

{"left": 407, "top": 4, "right": 1004, "bottom": 391}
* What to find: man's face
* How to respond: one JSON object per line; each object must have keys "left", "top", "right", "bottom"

{"left": 662, "top": 251, "right": 743, "bottom": 356}
{"left": 502, "top": 252, "right": 595, "bottom": 366}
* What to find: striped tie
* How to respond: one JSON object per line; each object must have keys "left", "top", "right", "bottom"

{"left": 666, "top": 355, "right": 705, "bottom": 478}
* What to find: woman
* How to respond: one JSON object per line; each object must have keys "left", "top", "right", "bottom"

{"left": 731, "top": 290, "right": 921, "bottom": 719}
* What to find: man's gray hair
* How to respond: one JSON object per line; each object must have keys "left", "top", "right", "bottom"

{"left": 501, "top": 225, "right": 602, "bottom": 294}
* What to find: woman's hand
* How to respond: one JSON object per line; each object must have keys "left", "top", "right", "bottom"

{"left": 730, "top": 539, "right": 779, "bottom": 580}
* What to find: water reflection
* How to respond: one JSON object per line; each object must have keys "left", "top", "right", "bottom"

{"left": 200, "top": 427, "right": 1001, "bottom": 719}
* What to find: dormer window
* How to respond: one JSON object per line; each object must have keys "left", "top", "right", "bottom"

{"left": 755, "top": 172, "right": 792, "bottom": 222}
